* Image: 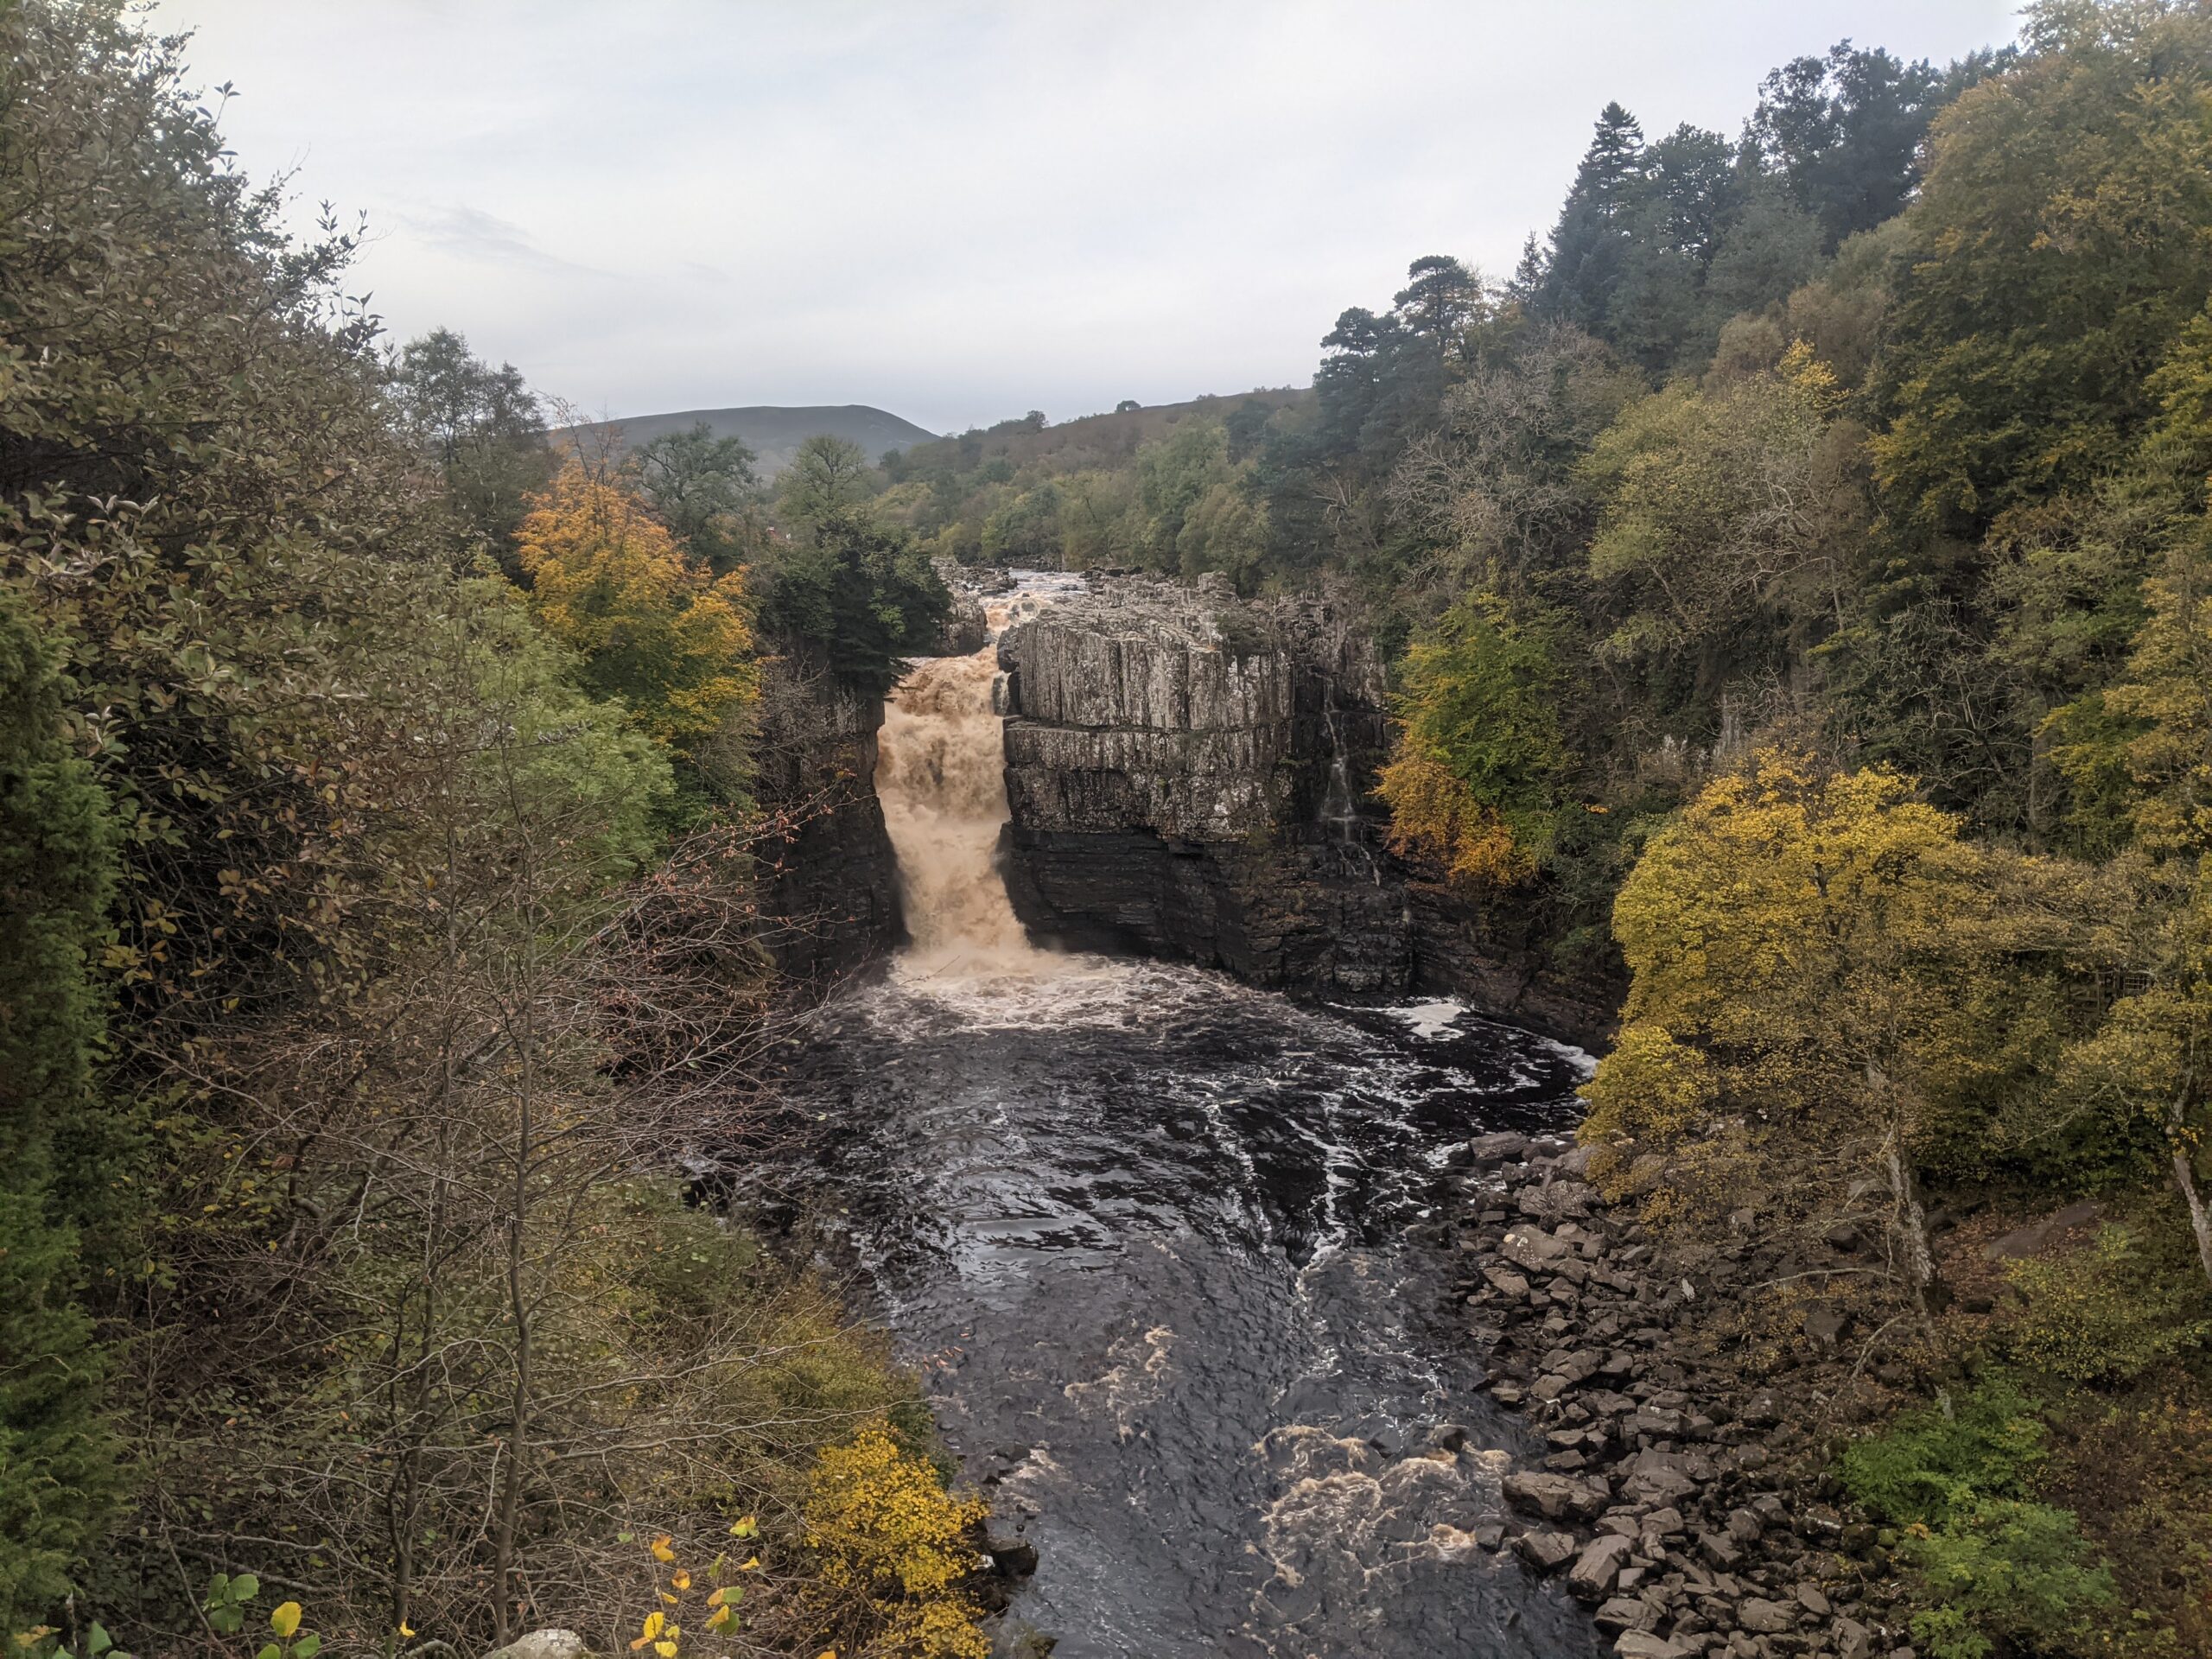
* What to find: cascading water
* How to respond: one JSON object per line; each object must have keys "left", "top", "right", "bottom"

{"left": 877, "top": 646, "right": 1054, "bottom": 980}
{"left": 772, "top": 571, "right": 1603, "bottom": 1657}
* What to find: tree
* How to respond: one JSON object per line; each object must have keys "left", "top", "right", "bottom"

{"left": 0, "top": 590, "right": 118, "bottom": 1633}
{"left": 513, "top": 464, "right": 758, "bottom": 801}
{"left": 1871, "top": 2, "right": 2212, "bottom": 537}
{"left": 391, "top": 329, "right": 554, "bottom": 564}
{"left": 752, "top": 510, "right": 950, "bottom": 696}
{"left": 633, "top": 420, "right": 765, "bottom": 575}
{"left": 1377, "top": 593, "right": 1571, "bottom": 886}
{"left": 1580, "top": 753, "right": 2010, "bottom": 1325}
{"left": 1580, "top": 343, "right": 1860, "bottom": 732}
{"left": 777, "top": 434, "right": 878, "bottom": 533}
{"left": 1540, "top": 103, "right": 1651, "bottom": 333}
{"left": 1747, "top": 41, "right": 1955, "bottom": 249}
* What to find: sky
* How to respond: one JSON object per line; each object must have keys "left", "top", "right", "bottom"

{"left": 148, "top": 1, "right": 2024, "bottom": 435}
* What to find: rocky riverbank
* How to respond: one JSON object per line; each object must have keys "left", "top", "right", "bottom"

{"left": 1446, "top": 1134, "right": 1918, "bottom": 1659}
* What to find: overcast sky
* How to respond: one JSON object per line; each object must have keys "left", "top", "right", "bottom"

{"left": 149, "top": 1, "right": 2022, "bottom": 435}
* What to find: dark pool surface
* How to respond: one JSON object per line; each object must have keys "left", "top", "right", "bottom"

{"left": 769, "top": 956, "right": 1607, "bottom": 1659}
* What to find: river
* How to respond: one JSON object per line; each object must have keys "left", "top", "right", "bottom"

{"left": 770, "top": 576, "right": 1606, "bottom": 1658}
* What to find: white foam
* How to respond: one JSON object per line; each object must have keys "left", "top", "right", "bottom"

{"left": 1370, "top": 998, "right": 1468, "bottom": 1040}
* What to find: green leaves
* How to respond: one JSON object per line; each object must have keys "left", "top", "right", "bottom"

{"left": 203, "top": 1569, "right": 259, "bottom": 1634}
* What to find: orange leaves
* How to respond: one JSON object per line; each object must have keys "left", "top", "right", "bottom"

{"left": 514, "top": 463, "right": 758, "bottom": 762}
{"left": 1377, "top": 745, "right": 1535, "bottom": 888}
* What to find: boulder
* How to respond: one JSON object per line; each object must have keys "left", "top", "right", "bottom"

{"left": 1502, "top": 1471, "right": 1612, "bottom": 1522}
{"left": 1514, "top": 1529, "right": 1580, "bottom": 1572}
{"left": 1465, "top": 1131, "right": 1532, "bottom": 1166}
{"left": 1502, "top": 1226, "right": 1575, "bottom": 1274}
{"left": 1594, "top": 1596, "right": 1655, "bottom": 1634}
{"left": 1483, "top": 1264, "right": 1533, "bottom": 1298}
{"left": 1568, "top": 1534, "right": 1635, "bottom": 1601}
{"left": 1738, "top": 1598, "right": 1797, "bottom": 1635}
{"left": 484, "top": 1635, "right": 594, "bottom": 1659}
{"left": 1614, "top": 1634, "right": 1685, "bottom": 1659}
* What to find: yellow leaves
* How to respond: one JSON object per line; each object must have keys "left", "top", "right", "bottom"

{"left": 654, "top": 1643, "right": 677, "bottom": 1658}
{"left": 630, "top": 1609, "right": 666, "bottom": 1649}
{"left": 650, "top": 1533, "right": 675, "bottom": 1563}
{"left": 802, "top": 1421, "right": 990, "bottom": 1657}
{"left": 1377, "top": 745, "right": 1535, "bottom": 889}
{"left": 704, "top": 1605, "right": 734, "bottom": 1632}
{"left": 513, "top": 463, "right": 758, "bottom": 759}
{"left": 270, "top": 1602, "right": 302, "bottom": 1639}
{"left": 669, "top": 1568, "right": 691, "bottom": 1591}
{"left": 729, "top": 1515, "right": 758, "bottom": 1538}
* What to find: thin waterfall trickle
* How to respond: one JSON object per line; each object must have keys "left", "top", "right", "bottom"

{"left": 1319, "top": 701, "right": 1381, "bottom": 885}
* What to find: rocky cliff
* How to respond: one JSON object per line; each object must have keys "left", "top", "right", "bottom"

{"left": 752, "top": 639, "right": 905, "bottom": 978}
{"left": 995, "top": 575, "right": 1613, "bottom": 1043}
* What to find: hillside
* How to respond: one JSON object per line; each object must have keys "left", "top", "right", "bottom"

{"left": 877, "top": 385, "right": 1313, "bottom": 575}
{"left": 569, "top": 403, "right": 941, "bottom": 475}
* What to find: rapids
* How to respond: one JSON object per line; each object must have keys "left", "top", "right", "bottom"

{"left": 772, "top": 574, "right": 1605, "bottom": 1657}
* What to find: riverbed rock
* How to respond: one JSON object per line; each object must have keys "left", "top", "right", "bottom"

{"left": 1738, "top": 1597, "right": 1797, "bottom": 1634}
{"left": 1514, "top": 1529, "right": 1580, "bottom": 1572}
{"left": 1502, "top": 1471, "right": 1612, "bottom": 1522}
{"left": 1568, "top": 1534, "right": 1635, "bottom": 1600}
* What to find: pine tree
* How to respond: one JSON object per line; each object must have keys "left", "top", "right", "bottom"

{"left": 0, "top": 588, "right": 119, "bottom": 1633}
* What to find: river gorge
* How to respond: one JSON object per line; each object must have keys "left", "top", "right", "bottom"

{"left": 768, "top": 575, "right": 1608, "bottom": 1657}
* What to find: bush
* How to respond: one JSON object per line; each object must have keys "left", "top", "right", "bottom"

{"left": 1839, "top": 1375, "right": 2047, "bottom": 1523}
{"left": 1840, "top": 1379, "right": 2113, "bottom": 1658}
{"left": 1902, "top": 1498, "right": 2115, "bottom": 1659}
{"left": 2005, "top": 1224, "right": 2212, "bottom": 1384}
{"left": 802, "top": 1421, "right": 988, "bottom": 1658}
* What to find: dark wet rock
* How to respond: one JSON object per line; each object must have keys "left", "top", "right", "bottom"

{"left": 1569, "top": 1534, "right": 1635, "bottom": 1600}
{"left": 1515, "top": 1529, "right": 1580, "bottom": 1573}
{"left": 1503, "top": 1471, "right": 1613, "bottom": 1522}
{"left": 753, "top": 638, "right": 905, "bottom": 976}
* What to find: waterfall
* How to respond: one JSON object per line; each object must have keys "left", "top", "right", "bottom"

{"left": 874, "top": 585, "right": 1065, "bottom": 982}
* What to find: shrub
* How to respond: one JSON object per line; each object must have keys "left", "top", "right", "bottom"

{"left": 2004, "top": 1224, "right": 2212, "bottom": 1384}
{"left": 803, "top": 1421, "right": 988, "bottom": 1659}
{"left": 1840, "top": 1379, "right": 2113, "bottom": 1658}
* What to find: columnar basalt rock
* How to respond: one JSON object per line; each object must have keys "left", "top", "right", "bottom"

{"left": 752, "top": 639, "right": 906, "bottom": 977}
{"left": 994, "top": 574, "right": 1409, "bottom": 992}
{"left": 992, "top": 574, "right": 1613, "bottom": 1039}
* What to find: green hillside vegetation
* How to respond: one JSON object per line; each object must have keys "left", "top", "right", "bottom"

{"left": 877, "top": 389, "right": 1309, "bottom": 580}
{"left": 0, "top": 5, "right": 961, "bottom": 1655}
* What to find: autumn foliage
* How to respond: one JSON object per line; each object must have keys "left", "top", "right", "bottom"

{"left": 517, "top": 462, "right": 759, "bottom": 772}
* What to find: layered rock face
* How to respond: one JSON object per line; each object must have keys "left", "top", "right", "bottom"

{"left": 751, "top": 639, "right": 905, "bottom": 978}
{"left": 995, "top": 575, "right": 1611, "bottom": 1039}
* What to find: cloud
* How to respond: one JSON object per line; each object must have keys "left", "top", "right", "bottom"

{"left": 153, "top": 0, "right": 2023, "bottom": 434}
{"left": 401, "top": 204, "right": 611, "bottom": 279}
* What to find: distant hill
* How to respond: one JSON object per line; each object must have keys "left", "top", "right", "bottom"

{"left": 900, "top": 388, "right": 1313, "bottom": 474}
{"left": 563, "top": 404, "right": 941, "bottom": 477}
